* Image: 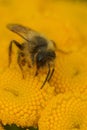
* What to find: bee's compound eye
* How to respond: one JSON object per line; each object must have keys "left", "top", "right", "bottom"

{"left": 37, "top": 54, "right": 43, "bottom": 61}
{"left": 36, "top": 52, "right": 46, "bottom": 69}
{"left": 36, "top": 52, "right": 45, "bottom": 62}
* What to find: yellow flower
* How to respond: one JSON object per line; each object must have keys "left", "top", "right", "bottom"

{"left": 0, "top": 0, "right": 87, "bottom": 129}
{"left": 51, "top": 49, "right": 87, "bottom": 94}
{"left": 0, "top": 55, "right": 55, "bottom": 127}
{"left": 39, "top": 92, "right": 87, "bottom": 130}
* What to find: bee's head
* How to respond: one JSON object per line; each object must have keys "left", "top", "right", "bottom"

{"left": 36, "top": 50, "right": 56, "bottom": 69}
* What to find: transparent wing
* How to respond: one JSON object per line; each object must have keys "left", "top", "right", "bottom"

{"left": 7, "top": 24, "right": 40, "bottom": 42}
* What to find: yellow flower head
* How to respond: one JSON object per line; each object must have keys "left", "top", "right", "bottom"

{"left": 0, "top": 54, "right": 55, "bottom": 127}
{"left": 39, "top": 92, "right": 87, "bottom": 130}
{"left": 0, "top": 1, "right": 87, "bottom": 128}
{"left": 52, "top": 49, "right": 87, "bottom": 94}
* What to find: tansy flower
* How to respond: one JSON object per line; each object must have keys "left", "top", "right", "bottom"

{"left": 0, "top": 54, "right": 55, "bottom": 127}
{"left": 39, "top": 92, "right": 87, "bottom": 130}
{"left": 51, "top": 48, "right": 87, "bottom": 94}
{"left": 0, "top": 0, "right": 87, "bottom": 129}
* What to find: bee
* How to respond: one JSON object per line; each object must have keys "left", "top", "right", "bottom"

{"left": 7, "top": 24, "right": 56, "bottom": 89}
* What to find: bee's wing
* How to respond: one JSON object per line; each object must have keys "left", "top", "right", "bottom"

{"left": 7, "top": 24, "right": 40, "bottom": 42}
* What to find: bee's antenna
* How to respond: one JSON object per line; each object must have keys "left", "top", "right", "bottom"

{"left": 40, "top": 64, "right": 50, "bottom": 89}
{"left": 47, "top": 68, "right": 54, "bottom": 82}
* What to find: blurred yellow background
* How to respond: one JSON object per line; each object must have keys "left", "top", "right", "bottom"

{"left": 0, "top": 0, "right": 87, "bottom": 44}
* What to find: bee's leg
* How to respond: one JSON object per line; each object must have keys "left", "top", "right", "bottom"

{"left": 35, "top": 70, "right": 39, "bottom": 76}
{"left": 28, "top": 62, "right": 32, "bottom": 68}
{"left": 47, "top": 68, "right": 54, "bottom": 81}
{"left": 17, "top": 53, "right": 25, "bottom": 78}
{"left": 40, "top": 64, "right": 51, "bottom": 89}
{"left": 8, "top": 40, "right": 23, "bottom": 66}
{"left": 35, "top": 64, "right": 39, "bottom": 76}
{"left": 34, "top": 62, "right": 39, "bottom": 76}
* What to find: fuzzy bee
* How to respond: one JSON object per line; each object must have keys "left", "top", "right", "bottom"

{"left": 7, "top": 24, "right": 56, "bottom": 89}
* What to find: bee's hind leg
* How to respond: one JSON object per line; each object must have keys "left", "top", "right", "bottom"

{"left": 8, "top": 40, "right": 23, "bottom": 66}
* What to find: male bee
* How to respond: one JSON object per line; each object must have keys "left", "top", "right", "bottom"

{"left": 7, "top": 24, "right": 56, "bottom": 89}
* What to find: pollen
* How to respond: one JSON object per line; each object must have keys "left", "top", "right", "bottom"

{"left": 39, "top": 92, "right": 87, "bottom": 130}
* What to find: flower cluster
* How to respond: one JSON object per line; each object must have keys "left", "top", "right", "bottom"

{"left": 39, "top": 92, "right": 87, "bottom": 130}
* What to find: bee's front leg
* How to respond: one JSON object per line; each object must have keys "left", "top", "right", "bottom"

{"left": 35, "top": 70, "right": 39, "bottom": 76}
{"left": 8, "top": 40, "right": 23, "bottom": 66}
{"left": 17, "top": 53, "right": 26, "bottom": 78}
